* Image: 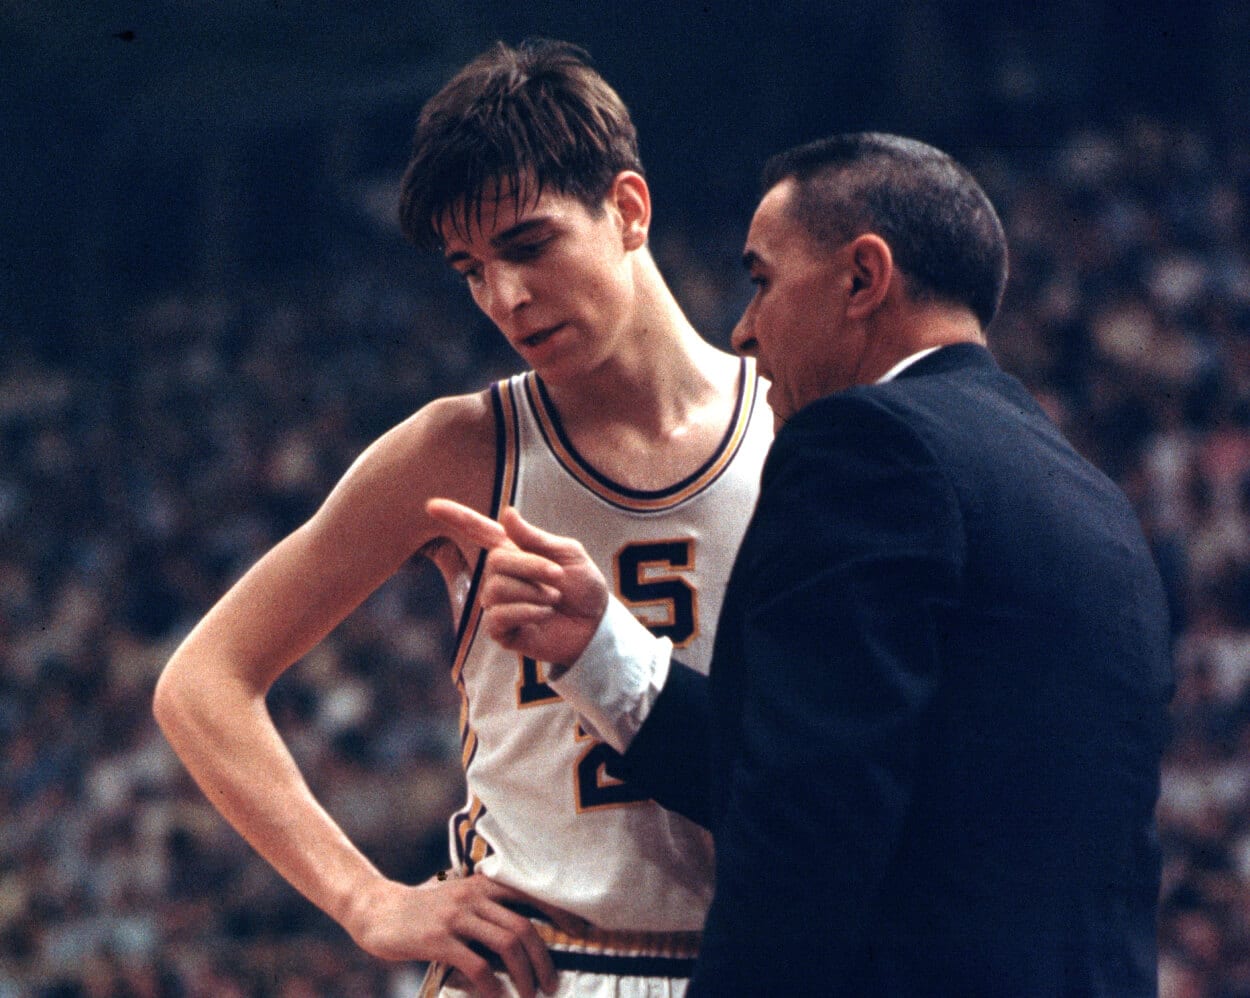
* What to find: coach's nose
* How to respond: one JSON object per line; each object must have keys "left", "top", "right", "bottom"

{"left": 731, "top": 307, "right": 757, "bottom": 358}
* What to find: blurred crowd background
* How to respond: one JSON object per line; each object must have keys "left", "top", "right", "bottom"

{"left": 4, "top": 2, "right": 1250, "bottom": 995}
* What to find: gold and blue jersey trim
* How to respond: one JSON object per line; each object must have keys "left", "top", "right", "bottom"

{"left": 534, "top": 920, "right": 701, "bottom": 961}
{"left": 443, "top": 382, "right": 522, "bottom": 876}
{"left": 523, "top": 357, "right": 760, "bottom": 512}
{"left": 452, "top": 793, "right": 494, "bottom": 873}
{"left": 449, "top": 381, "right": 520, "bottom": 686}
{"left": 421, "top": 908, "right": 701, "bottom": 989}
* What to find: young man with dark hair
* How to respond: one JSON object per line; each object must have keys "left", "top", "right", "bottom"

{"left": 154, "top": 40, "right": 772, "bottom": 998}
{"left": 432, "top": 131, "right": 1173, "bottom": 996}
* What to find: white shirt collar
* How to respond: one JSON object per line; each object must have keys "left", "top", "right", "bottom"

{"left": 875, "top": 346, "right": 944, "bottom": 384}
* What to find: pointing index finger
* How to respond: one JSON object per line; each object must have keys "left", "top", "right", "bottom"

{"left": 425, "top": 498, "right": 512, "bottom": 551}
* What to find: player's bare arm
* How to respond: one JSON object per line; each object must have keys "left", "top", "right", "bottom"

{"left": 153, "top": 391, "right": 558, "bottom": 998}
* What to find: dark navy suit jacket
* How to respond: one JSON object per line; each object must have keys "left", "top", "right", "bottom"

{"left": 616, "top": 344, "right": 1173, "bottom": 996}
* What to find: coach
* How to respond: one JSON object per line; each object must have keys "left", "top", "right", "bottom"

{"left": 431, "top": 132, "right": 1174, "bottom": 995}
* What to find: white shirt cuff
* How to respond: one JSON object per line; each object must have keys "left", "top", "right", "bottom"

{"left": 547, "top": 596, "right": 672, "bottom": 754}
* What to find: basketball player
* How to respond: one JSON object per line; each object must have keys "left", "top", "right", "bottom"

{"left": 153, "top": 39, "right": 773, "bottom": 998}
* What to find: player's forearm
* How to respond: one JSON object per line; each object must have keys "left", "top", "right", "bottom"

{"left": 152, "top": 651, "right": 385, "bottom": 934}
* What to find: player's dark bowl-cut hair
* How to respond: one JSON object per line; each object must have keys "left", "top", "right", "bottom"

{"left": 761, "top": 132, "right": 1009, "bottom": 330}
{"left": 398, "top": 38, "right": 643, "bottom": 252}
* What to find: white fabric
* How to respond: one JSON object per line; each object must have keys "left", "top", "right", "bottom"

{"left": 875, "top": 345, "right": 943, "bottom": 383}
{"left": 550, "top": 596, "right": 672, "bottom": 755}
{"left": 445, "top": 364, "right": 773, "bottom": 932}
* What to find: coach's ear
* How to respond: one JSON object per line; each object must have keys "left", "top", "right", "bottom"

{"left": 610, "top": 171, "right": 650, "bottom": 251}
{"left": 844, "top": 233, "right": 893, "bottom": 319}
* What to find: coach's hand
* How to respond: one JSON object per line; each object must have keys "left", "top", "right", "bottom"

{"left": 426, "top": 499, "right": 608, "bottom": 666}
{"left": 345, "top": 872, "right": 557, "bottom": 998}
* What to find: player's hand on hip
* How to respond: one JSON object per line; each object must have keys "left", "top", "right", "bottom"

{"left": 345, "top": 872, "right": 558, "bottom": 998}
{"left": 426, "top": 499, "right": 608, "bottom": 665}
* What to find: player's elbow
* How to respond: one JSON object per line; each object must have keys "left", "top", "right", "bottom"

{"left": 152, "top": 648, "right": 207, "bottom": 742}
{"left": 153, "top": 641, "right": 266, "bottom": 748}
{"left": 151, "top": 657, "right": 185, "bottom": 736}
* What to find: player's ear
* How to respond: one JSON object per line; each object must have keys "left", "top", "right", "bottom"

{"left": 609, "top": 171, "right": 650, "bottom": 251}
{"left": 845, "top": 233, "right": 893, "bottom": 319}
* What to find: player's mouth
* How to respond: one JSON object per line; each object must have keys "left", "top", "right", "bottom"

{"left": 520, "top": 324, "right": 564, "bottom": 349}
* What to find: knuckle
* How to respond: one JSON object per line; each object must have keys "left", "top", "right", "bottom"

{"left": 469, "top": 970, "right": 498, "bottom": 995}
{"left": 502, "top": 910, "right": 532, "bottom": 935}
{"left": 486, "top": 620, "right": 511, "bottom": 644}
{"left": 501, "top": 937, "right": 526, "bottom": 963}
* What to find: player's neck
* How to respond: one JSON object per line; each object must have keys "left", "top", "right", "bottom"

{"left": 544, "top": 254, "right": 734, "bottom": 434}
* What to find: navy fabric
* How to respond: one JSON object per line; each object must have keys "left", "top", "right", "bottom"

{"left": 618, "top": 344, "right": 1173, "bottom": 996}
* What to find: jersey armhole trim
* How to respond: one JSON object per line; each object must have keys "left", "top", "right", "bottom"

{"left": 450, "top": 378, "right": 521, "bottom": 675}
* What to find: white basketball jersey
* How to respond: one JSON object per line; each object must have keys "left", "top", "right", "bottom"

{"left": 446, "top": 359, "right": 773, "bottom": 931}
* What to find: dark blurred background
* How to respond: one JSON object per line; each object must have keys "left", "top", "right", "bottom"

{"left": 3, "top": 2, "right": 1249, "bottom": 995}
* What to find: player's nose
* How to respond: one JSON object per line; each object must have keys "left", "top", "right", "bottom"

{"left": 483, "top": 262, "right": 532, "bottom": 318}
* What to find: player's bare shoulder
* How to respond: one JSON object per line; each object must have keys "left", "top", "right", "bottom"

{"left": 317, "top": 387, "right": 498, "bottom": 559}
{"left": 385, "top": 388, "right": 497, "bottom": 497}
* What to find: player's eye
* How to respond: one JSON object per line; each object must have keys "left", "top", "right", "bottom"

{"left": 505, "top": 238, "right": 550, "bottom": 262}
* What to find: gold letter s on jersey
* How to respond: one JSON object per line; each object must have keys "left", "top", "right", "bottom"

{"left": 614, "top": 539, "right": 698, "bottom": 647}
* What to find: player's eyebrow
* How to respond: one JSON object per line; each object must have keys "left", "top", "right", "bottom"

{"left": 444, "top": 217, "right": 554, "bottom": 267}
{"left": 741, "top": 249, "right": 763, "bottom": 271}
{"left": 491, "top": 217, "right": 552, "bottom": 248}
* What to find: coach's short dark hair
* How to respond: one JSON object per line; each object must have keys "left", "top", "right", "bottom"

{"left": 398, "top": 39, "right": 643, "bottom": 251}
{"left": 761, "top": 133, "right": 1008, "bottom": 329}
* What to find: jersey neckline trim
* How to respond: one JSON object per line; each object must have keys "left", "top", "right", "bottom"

{"left": 519, "top": 357, "right": 759, "bottom": 512}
